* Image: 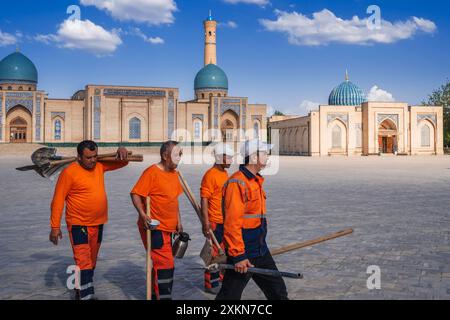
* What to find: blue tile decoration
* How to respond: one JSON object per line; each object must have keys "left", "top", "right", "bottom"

{"left": 35, "top": 114, "right": 41, "bottom": 141}
{"left": 103, "top": 88, "right": 166, "bottom": 97}
{"left": 129, "top": 117, "right": 141, "bottom": 139}
{"left": 328, "top": 79, "right": 366, "bottom": 106}
{"left": 222, "top": 99, "right": 241, "bottom": 104}
{"left": 94, "top": 95, "right": 101, "bottom": 140}
{"left": 5, "top": 92, "right": 34, "bottom": 114}
{"left": 6, "top": 92, "right": 33, "bottom": 98}
{"left": 168, "top": 94, "right": 175, "bottom": 138}
{"left": 35, "top": 97, "right": 41, "bottom": 140}
{"left": 36, "top": 96, "right": 41, "bottom": 113}
{"left": 242, "top": 101, "right": 247, "bottom": 130}
{"left": 214, "top": 98, "right": 219, "bottom": 128}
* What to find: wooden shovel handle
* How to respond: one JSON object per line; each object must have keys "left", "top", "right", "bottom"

{"left": 270, "top": 228, "right": 354, "bottom": 256}
{"left": 209, "top": 228, "right": 223, "bottom": 252}
{"left": 47, "top": 151, "right": 134, "bottom": 166}
{"left": 97, "top": 151, "right": 133, "bottom": 159}
{"left": 98, "top": 155, "right": 143, "bottom": 162}
{"left": 177, "top": 170, "right": 225, "bottom": 255}
{"left": 146, "top": 196, "right": 153, "bottom": 300}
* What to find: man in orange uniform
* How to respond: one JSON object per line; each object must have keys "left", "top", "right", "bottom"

{"left": 200, "top": 142, "right": 234, "bottom": 294}
{"left": 49, "top": 140, "right": 129, "bottom": 300}
{"left": 130, "top": 140, "right": 184, "bottom": 300}
{"left": 216, "top": 139, "right": 288, "bottom": 300}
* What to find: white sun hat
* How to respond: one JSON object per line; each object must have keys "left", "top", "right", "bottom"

{"left": 213, "top": 142, "right": 235, "bottom": 157}
{"left": 241, "top": 139, "right": 273, "bottom": 157}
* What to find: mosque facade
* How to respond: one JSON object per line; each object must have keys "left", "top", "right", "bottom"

{"left": 268, "top": 72, "right": 444, "bottom": 156}
{"left": 0, "top": 13, "right": 267, "bottom": 146}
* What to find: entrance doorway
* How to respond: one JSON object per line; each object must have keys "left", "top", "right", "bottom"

{"left": 9, "top": 117, "right": 28, "bottom": 143}
{"left": 221, "top": 120, "right": 234, "bottom": 141}
{"left": 379, "top": 136, "right": 396, "bottom": 154}
{"left": 378, "top": 119, "right": 398, "bottom": 154}
{"left": 220, "top": 109, "right": 239, "bottom": 142}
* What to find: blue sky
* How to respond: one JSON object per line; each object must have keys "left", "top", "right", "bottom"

{"left": 0, "top": 0, "right": 449, "bottom": 115}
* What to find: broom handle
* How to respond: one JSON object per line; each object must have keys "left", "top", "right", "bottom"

{"left": 177, "top": 171, "right": 224, "bottom": 255}
{"left": 146, "top": 196, "right": 153, "bottom": 300}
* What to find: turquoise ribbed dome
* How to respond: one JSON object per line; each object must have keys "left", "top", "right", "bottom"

{"left": 328, "top": 73, "right": 366, "bottom": 106}
{"left": 194, "top": 64, "right": 228, "bottom": 91}
{"left": 0, "top": 51, "right": 38, "bottom": 84}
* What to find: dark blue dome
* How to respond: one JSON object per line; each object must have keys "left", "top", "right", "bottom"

{"left": 329, "top": 73, "right": 366, "bottom": 106}
{"left": 194, "top": 64, "right": 228, "bottom": 91}
{"left": 0, "top": 52, "right": 38, "bottom": 84}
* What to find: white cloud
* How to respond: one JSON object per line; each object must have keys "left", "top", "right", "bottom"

{"left": 36, "top": 19, "right": 122, "bottom": 55}
{"left": 273, "top": 100, "right": 319, "bottom": 116}
{"left": 367, "top": 85, "right": 395, "bottom": 102}
{"left": 34, "top": 34, "right": 55, "bottom": 45}
{"left": 0, "top": 30, "right": 18, "bottom": 46}
{"left": 412, "top": 17, "right": 437, "bottom": 33}
{"left": 298, "top": 100, "right": 319, "bottom": 115}
{"left": 223, "top": 0, "right": 270, "bottom": 7}
{"left": 129, "top": 27, "right": 164, "bottom": 44}
{"left": 146, "top": 36, "right": 164, "bottom": 44}
{"left": 260, "top": 9, "right": 437, "bottom": 46}
{"left": 224, "top": 0, "right": 269, "bottom": 6}
{"left": 218, "top": 21, "right": 238, "bottom": 29}
{"left": 80, "top": 0, "right": 177, "bottom": 25}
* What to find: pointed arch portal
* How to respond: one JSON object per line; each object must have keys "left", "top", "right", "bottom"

{"left": 378, "top": 119, "right": 398, "bottom": 154}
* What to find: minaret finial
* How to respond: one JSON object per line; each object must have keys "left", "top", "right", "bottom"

{"left": 345, "top": 69, "right": 349, "bottom": 81}
{"left": 16, "top": 44, "right": 20, "bottom": 52}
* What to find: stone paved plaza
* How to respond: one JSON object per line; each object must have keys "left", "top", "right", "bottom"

{"left": 0, "top": 147, "right": 449, "bottom": 300}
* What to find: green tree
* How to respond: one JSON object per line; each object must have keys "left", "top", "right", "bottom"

{"left": 422, "top": 80, "right": 450, "bottom": 147}
{"left": 273, "top": 110, "right": 285, "bottom": 116}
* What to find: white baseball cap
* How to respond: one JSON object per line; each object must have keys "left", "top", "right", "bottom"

{"left": 241, "top": 139, "right": 273, "bottom": 157}
{"left": 213, "top": 142, "right": 235, "bottom": 157}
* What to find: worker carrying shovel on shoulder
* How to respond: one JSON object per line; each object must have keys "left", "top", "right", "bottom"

{"left": 216, "top": 139, "right": 289, "bottom": 300}
{"left": 130, "top": 140, "right": 184, "bottom": 300}
{"left": 49, "top": 140, "right": 130, "bottom": 300}
{"left": 200, "top": 142, "right": 234, "bottom": 294}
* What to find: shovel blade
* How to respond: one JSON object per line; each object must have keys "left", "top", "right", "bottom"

{"left": 31, "top": 147, "right": 57, "bottom": 166}
{"left": 210, "top": 254, "right": 227, "bottom": 265}
{"left": 200, "top": 239, "right": 214, "bottom": 266}
{"left": 200, "top": 239, "right": 227, "bottom": 266}
{"left": 15, "top": 165, "right": 39, "bottom": 171}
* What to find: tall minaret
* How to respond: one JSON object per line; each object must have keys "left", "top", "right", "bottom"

{"left": 204, "top": 10, "right": 217, "bottom": 65}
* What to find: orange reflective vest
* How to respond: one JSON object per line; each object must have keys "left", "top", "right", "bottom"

{"left": 222, "top": 165, "right": 269, "bottom": 264}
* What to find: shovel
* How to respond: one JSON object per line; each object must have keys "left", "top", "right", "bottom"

{"left": 177, "top": 170, "right": 227, "bottom": 265}
{"left": 16, "top": 147, "right": 141, "bottom": 178}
